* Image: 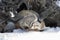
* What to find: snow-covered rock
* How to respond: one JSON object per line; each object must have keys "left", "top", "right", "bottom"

{"left": 56, "top": 0, "right": 60, "bottom": 7}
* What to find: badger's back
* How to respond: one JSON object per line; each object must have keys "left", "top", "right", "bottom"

{"left": 17, "top": 10, "right": 40, "bottom": 30}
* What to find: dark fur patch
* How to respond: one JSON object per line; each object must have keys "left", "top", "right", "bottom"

{"left": 44, "top": 18, "right": 57, "bottom": 28}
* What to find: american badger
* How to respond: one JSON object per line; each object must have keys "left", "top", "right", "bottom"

{"left": 17, "top": 10, "right": 45, "bottom": 31}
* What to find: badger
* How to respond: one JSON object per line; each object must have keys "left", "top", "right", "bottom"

{"left": 17, "top": 10, "right": 46, "bottom": 31}
{"left": 31, "top": 20, "right": 45, "bottom": 31}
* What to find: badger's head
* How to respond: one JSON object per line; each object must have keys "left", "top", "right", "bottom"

{"left": 30, "top": 20, "right": 45, "bottom": 31}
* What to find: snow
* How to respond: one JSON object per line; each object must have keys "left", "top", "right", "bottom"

{"left": 3, "top": 32, "right": 60, "bottom": 40}
{"left": 0, "top": 27, "right": 60, "bottom": 40}
{"left": 1, "top": 31, "right": 60, "bottom": 40}
{"left": 12, "top": 27, "right": 60, "bottom": 33}
{"left": 56, "top": 0, "right": 60, "bottom": 7}
{"left": 10, "top": 11, "right": 15, "bottom": 17}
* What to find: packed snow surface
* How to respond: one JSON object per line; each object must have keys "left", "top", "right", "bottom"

{"left": 0, "top": 27, "right": 60, "bottom": 40}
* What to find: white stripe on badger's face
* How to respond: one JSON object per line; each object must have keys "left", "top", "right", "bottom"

{"left": 10, "top": 11, "right": 15, "bottom": 17}
{"left": 31, "top": 22, "right": 41, "bottom": 30}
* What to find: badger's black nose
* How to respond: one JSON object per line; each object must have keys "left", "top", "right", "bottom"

{"left": 24, "top": 26, "right": 29, "bottom": 29}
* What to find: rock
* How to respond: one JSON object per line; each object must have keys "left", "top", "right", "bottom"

{"left": 44, "top": 18, "right": 57, "bottom": 28}
{"left": 0, "top": 26, "right": 3, "bottom": 32}
{"left": 4, "top": 22, "right": 15, "bottom": 32}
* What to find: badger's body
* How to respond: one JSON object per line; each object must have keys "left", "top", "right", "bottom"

{"left": 17, "top": 10, "right": 45, "bottom": 31}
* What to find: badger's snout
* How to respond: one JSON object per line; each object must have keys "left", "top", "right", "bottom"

{"left": 30, "top": 21, "right": 45, "bottom": 31}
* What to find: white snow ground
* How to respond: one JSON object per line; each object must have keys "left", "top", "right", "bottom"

{"left": 56, "top": 0, "right": 60, "bottom": 7}
{"left": 0, "top": 27, "right": 60, "bottom": 40}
